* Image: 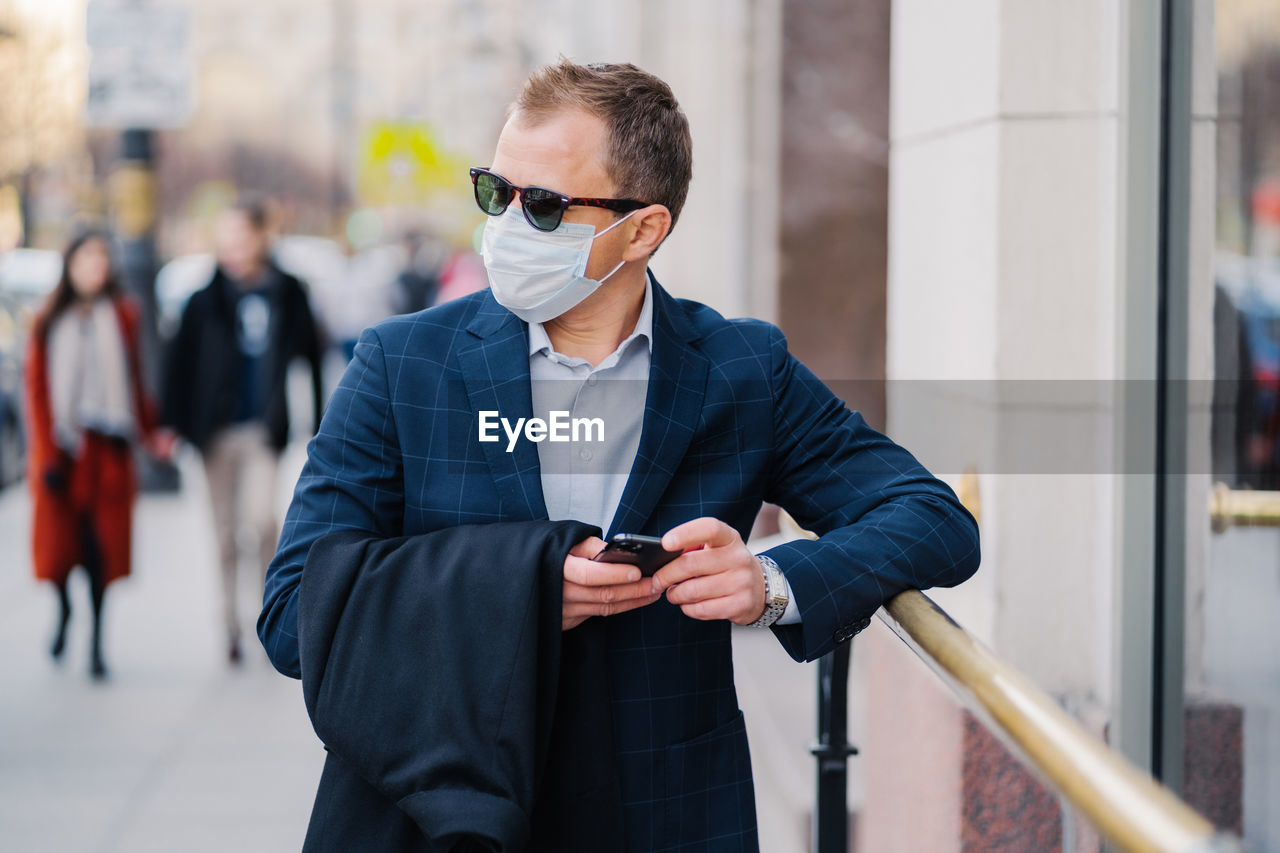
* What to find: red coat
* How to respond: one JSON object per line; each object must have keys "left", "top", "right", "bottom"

{"left": 25, "top": 298, "right": 157, "bottom": 587}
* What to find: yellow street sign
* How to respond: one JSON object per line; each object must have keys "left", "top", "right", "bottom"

{"left": 357, "top": 122, "right": 461, "bottom": 206}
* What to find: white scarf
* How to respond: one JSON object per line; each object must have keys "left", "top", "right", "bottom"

{"left": 47, "top": 298, "right": 134, "bottom": 453}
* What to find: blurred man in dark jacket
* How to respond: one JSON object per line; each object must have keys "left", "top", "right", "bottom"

{"left": 164, "top": 199, "right": 324, "bottom": 664}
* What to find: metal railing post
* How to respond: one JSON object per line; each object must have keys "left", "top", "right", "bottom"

{"left": 812, "top": 640, "right": 857, "bottom": 853}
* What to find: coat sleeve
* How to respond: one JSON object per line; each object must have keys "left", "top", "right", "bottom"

{"left": 257, "top": 326, "right": 405, "bottom": 678}
{"left": 760, "top": 326, "right": 981, "bottom": 662}
{"left": 298, "top": 290, "right": 325, "bottom": 436}
{"left": 160, "top": 296, "right": 196, "bottom": 440}
{"left": 23, "top": 332, "right": 57, "bottom": 476}
{"left": 297, "top": 519, "right": 608, "bottom": 850}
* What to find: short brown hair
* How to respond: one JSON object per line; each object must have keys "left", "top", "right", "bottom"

{"left": 511, "top": 59, "right": 693, "bottom": 233}
{"left": 230, "top": 196, "right": 270, "bottom": 231}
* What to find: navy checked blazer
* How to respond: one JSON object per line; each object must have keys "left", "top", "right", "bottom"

{"left": 259, "top": 278, "right": 981, "bottom": 852}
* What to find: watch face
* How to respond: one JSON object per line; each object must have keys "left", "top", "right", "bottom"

{"left": 763, "top": 561, "right": 787, "bottom": 607}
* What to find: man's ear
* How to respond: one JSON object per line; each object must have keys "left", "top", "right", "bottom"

{"left": 623, "top": 204, "right": 672, "bottom": 261}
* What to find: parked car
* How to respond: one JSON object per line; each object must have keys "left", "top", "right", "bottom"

{"left": 0, "top": 247, "right": 61, "bottom": 304}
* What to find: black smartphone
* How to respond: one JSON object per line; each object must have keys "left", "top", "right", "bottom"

{"left": 591, "top": 533, "right": 681, "bottom": 577}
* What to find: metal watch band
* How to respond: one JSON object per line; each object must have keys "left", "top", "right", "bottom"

{"left": 749, "top": 554, "right": 788, "bottom": 628}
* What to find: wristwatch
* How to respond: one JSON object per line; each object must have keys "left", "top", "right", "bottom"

{"left": 748, "top": 554, "right": 789, "bottom": 628}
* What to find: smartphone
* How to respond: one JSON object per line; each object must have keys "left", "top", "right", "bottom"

{"left": 591, "top": 533, "right": 681, "bottom": 577}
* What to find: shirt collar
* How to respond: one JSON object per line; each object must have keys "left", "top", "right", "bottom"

{"left": 527, "top": 275, "right": 654, "bottom": 358}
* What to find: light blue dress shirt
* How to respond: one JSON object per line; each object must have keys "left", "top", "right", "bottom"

{"left": 527, "top": 278, "right": 799, "bottom": 624}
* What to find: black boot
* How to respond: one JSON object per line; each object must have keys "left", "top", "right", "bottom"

{"left": 85, "top": 525, "right": 109, "bottom": 681}
{"left": 50, "top": 583, "right": 71, "bottom": 661}
{"left": 89, "top": 646, "right": 108, "bottom": 680}
{"left": 89, "top": 585, "right": 108, "bottom": 681}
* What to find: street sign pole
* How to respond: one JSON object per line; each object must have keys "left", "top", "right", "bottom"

{"left": 86, "top": 0, "right": 192, "bottom": 492}
{"left": 112, "top": 128, "right": 158, "bottom": 385}
{"left": 112, "top": 128, "right": 177, "bottom": 491}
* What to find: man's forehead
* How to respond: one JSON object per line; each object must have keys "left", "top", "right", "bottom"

{"left": 491, "top": 108, "right": 612, "bottom": 194}
{"left": 218, "top": 210, "right": 259, "bottom": 233}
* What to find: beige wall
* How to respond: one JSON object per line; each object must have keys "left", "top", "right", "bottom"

{"left": 875, "top": 0, "right": 1236, "bottom": 846}
{"left": 886, "top": 0, "right": 1125, "bottom": 700}
{"left": 871, "top": 3, "right": 1141, "bottom": 847}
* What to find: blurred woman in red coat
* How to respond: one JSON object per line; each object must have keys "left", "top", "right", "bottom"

{"left": 25, "top": 231, "right": 166, "bottom": 679}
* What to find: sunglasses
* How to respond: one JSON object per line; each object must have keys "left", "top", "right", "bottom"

{"left": 470, "top": 167, "right": 649, "bottom": 232}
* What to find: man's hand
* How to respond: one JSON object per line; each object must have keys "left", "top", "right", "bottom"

{"left": 146, "top": 428, "right": 178, "bottom": 463}
{"left": 654, "top": 518, "right": 766, "bottom": 625}
{"left": 562, "top": 536, "right": 663, "bottom": 631}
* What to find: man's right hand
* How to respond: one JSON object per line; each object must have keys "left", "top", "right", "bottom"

{"left": 562, "top": 536, "right": 663, "bottom": 631}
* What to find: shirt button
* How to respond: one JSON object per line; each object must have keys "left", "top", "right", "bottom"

{"left": 586, "top": 375, "right": 598, "bottom": 386}
{"left": 579, "top": 448, "right": 593, "bottom": 461}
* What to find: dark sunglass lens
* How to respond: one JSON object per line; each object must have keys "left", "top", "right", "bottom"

{"left": 475, "top": 173, "right": 512, "bottom": 215}
{"left": 522, "top": 189, "right": 563, "bottom": 231}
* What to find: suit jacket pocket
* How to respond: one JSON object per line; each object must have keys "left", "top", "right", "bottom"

{"left": 685, "top": 428, "right": 742, "bottom": 462}
{"left": 662, "top": 709, "right": 759, "bottom": 851}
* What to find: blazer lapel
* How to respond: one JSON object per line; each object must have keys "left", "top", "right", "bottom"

{"left": 456, "top": 294, "right": 548, "bottom": 521}
{"left": 607, "top": 279, "right": 709, "bottom": 538}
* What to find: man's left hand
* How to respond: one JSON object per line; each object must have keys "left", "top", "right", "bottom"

{"left": 654, "top": 518, "right": 766, "bottom": 625}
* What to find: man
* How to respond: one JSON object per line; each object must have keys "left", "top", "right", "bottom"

{"left": 260, "top": 60, "right": 979, "bottom": 850}
{"left": 164, "top": 200, "right": 323, "bottom": 664}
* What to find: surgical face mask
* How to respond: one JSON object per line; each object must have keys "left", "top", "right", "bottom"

{"left": 481, "top": 206, "right": 634, "bottom": 324}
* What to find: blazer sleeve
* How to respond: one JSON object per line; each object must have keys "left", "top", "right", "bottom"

{"left": 258, "top": 326, "right": 405, "bottom": 677}
{"left": 760, "top": 326, "right": 981, "bottom": 663}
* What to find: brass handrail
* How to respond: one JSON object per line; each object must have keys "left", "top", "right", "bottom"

{"left": 881, "top": 591, "right": 1238, "bottom": 853}
{"left": 1209, "top": 483, "right": 1280, "bottom": 533}
{"left": 774, "top": 511, "right": 1241, "bottom": 853}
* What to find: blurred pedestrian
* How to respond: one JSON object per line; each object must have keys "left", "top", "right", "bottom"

{"left": 390, "top": 230, "right": 442, "bottom": 316}
{"left": 24, "top": 231, "right": 168, "bottom": 680}
{"left": 333, "top": 244, "right": 398, "bottom": 362}
{"left": 162, "top": 200, "right": 324, "bottom": 664}
{"left": 435, "top": 246, "right": 488, "bottom": 303}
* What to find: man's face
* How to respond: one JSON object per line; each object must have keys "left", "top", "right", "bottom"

{"left": 216, "top": 211, "right": 269, "bottom": 282}
{"left": 488, "top": 108, "right": 632, "bottom": 284}
{"left": 68, "top": 238, "right": 111, "bottom": 300}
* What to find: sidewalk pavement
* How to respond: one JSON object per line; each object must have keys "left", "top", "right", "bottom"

{"left": 0, "top": 447, "right": 321, "bottom": 853}
{"left": 0, "top": 443, "right": 856, "bottom": 853}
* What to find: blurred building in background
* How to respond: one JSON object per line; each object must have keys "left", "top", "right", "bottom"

{"left": 2, "top": 0, "right": 782, "bottom": 303}
{"left": 2, "top": 0, "right": 792, "bottom": 345}
{"left": 0, "top": 0, "right": 92, "bottom": 249}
